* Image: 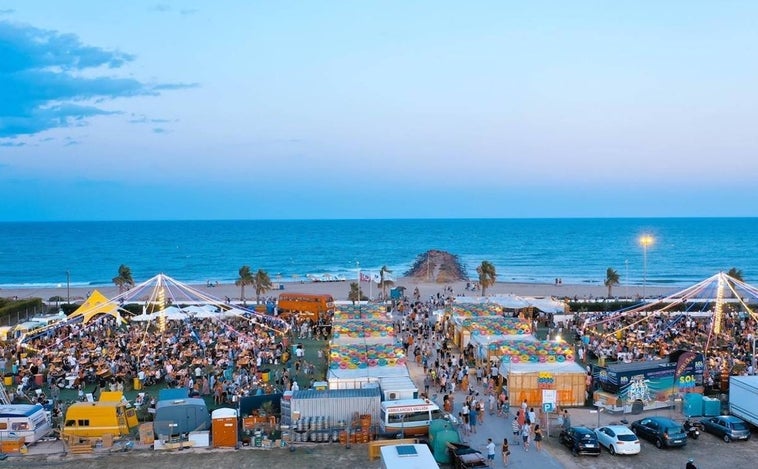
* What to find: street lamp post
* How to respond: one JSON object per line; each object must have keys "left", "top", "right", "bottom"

{"left": 752, "top": 338, "right": 757, "bottom": 375}
{"left": 66, "top": 270, "right": 70, "bottom": 305}
{"left": 639, "top": 235, "right": 654, "bottom": 300}
{"left": 625, "top": 260, "right": 629, "bottom": 299}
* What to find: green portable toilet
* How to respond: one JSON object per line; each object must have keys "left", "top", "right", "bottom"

{"left": 431, "top": 428, "right": 460, "bottom": 463}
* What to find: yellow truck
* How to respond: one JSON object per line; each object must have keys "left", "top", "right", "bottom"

{"left": 62, "top": 400, "right": 139, "bottom": 438}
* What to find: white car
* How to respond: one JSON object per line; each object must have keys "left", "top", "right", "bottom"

{"left": 595, "top": 425, "right": 641, "bottom": 455}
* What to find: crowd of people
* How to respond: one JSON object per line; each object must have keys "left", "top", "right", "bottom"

{"left": 2, "top": 308, "right": 332, "bottom": 410}
{"left": 572, "top": 307, "right": 757, "bottom": 384}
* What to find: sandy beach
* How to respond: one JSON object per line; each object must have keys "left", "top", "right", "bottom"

{"left": 1, "top": 277, "right": 675, "bottom": 305}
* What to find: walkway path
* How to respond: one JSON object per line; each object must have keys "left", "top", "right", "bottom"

{"left": 405, "top": 352, "right": 565, "bottom": 468}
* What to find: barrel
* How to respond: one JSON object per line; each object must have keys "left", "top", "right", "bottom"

{"left": 133, "top": 377, "right": 143, "bottom": 390}
{"left": 3, "top": 376, "right": 12, "bottom": 386}
{"left": 359, "top": 414, "right": 371, "bottom": 429}
{"left": 34, "top": 374, "right": 44, "bottom": 386}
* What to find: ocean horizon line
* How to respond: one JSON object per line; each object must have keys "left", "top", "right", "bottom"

{"left": 2, "top": 215, "right": 758, "bottom": 224}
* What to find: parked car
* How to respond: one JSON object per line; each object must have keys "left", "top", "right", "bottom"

{"left": 631, "top": 417, "right": 687, "bottom": 448}
{"left": 559, "top": 426, "right": 601, "bottom": 456}
{"left": 595, "top": 425, "right": 641, "bottom": 455}
{"left": 699, "top": 415, "right": 751, "bottom": 442}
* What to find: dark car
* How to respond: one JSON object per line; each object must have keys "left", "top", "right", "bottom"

{"left": 559, "top": 426, "right": 602, "bottom": 456}
{"left": 447, "top": 442, "right": 488, "bottom": 469}
{"left": 699, "top": 415, "right": 751, "bottom": 442}
{"left": 631, "top": 417, "right": 687, "bottom": 448}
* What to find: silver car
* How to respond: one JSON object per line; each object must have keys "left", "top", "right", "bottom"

{"left": 699, "top": 415, "right": 751, "bottom": 442}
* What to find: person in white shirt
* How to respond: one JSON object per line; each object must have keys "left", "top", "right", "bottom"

{"left": 485, "top": 438, "right": 496, "bottom": 467}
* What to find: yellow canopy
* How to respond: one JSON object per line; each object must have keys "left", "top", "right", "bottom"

{"left": 68, "top": 290, "right": 125, "bottom": 324}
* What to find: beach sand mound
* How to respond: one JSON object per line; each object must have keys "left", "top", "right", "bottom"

{"left": 404, "top": 250, "right": 468, "bottom": 283}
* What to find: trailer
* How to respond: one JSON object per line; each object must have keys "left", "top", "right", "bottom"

{"left": 0, "top": 404, "right": 52, "bottom": 444}
{"left": 154, "top": 398, "right": 210, "bottom": 438}
{"left": 729, "top": 376, "right": 758, "bottom": 428}
{"left": 592, "top": 351, "right": 704, "bottom": 413}
{"left": 380, "top": 444, "right": 438, "bottom": 469}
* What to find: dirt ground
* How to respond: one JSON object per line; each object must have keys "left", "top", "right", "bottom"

{"left": 10, "top": 443, "right": 373, "bottom": 469}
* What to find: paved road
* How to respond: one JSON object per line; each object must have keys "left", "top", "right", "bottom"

{"left": 406, "top": 354, "right": 563, "bottom": 468}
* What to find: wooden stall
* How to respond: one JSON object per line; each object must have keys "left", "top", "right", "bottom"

{"left": 504, "top": 362, "right": 587, "bottom": 407}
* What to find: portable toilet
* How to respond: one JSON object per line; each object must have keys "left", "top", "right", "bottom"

{"left": 428, "top": 419, "right": 459, "bottom": 463}
{"left": 682, "top": 393, "right": 704, "bottom": 417}
{"left": 702, "top": 396, "right": 721, "bottom": 417}
{"left": 211, "top": 408, "right": 238, "bottom": 448}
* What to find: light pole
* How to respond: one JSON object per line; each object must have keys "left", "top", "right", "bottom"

{"left": 356, "top": 261, "right": 361, "bottom": 309}
{"left": 625, "top": 260, "right": 629, "bottom": 299}
{"left": 752, "top": 337, "right": 757, "bottom": 375}
{"left": 639, "top": 235, "right": 654, "bottom": 300}
{"left": 66, "top": 270, "right": 70, "bottom": 305}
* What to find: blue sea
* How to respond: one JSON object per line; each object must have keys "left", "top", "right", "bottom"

{"left": 0, "top": 218, "right": 756, "bottom": 289}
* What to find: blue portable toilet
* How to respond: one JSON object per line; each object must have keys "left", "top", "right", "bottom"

{"left": 682, "top": 393, "right": 704, "bottom": 417}
{"left": 702, "top": 396, "right": 720, "bottom": 416}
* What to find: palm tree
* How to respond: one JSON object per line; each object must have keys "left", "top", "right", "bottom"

{"left": 235, "top": 265, "right": 254, "bottom": 305}
{"left": 604, "top": 267, "right": 620, "bottom": 298}
{"left": 348, "top": 282, "right": 362, "bottom": 304}
{"left": 476, "top": 261, "right": 497, "bottom": 296}
{"left": 253, "top": 269, "right": 273, "bottom": 304}
{"left": 727, "top": 267, "right": 744, "bottom": 282}
{"left": 379, "top": 265, "right": 394, "bottom": 300}
{"left": 112, "top": 264, "right": 135, "bottom": 293}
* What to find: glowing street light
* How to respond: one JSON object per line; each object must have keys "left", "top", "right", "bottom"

{"left": 639, "top": 235, "right": 654, "bottom": 299}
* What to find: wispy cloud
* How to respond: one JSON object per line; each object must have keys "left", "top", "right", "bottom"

{"left": 0, "top": 141, "right": 24, "bottom": 147}
{"left": 0, "top": 21, "right": 194, "bottom": 139}
{"left": 0, "top": 9, "right": 14, "bottom": 15}
{"left": 152, "top": 127, "right": 168, "bottom": 134}
{"left": 127, "top": 114, "right": 175, "bottom": 124}
{"left": 150, "top": 4, "right": 171, "bottom": 13}
{"left": 152, "top": 83, "right": 198, "bottom": 91}
{"left": 180, "top": 9, "right": 199, "bottom": 16}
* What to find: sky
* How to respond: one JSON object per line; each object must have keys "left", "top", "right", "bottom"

{"left": 1, "top": 1, "right": 757, "bottom": 221}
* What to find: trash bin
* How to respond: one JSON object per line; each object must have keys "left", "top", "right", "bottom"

{"left": 133, "top": 377, "right": 143, "bottom": 390}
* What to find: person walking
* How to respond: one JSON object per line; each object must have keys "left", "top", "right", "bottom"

{"left": 521, "top": 422, "right": 531, "bottom": 451}
{"left": 501, "top": 438, "right": 511, "bottom": 466}
{"left": 485, "top": 438, "right": 496, "bottom": 467}
{"left": 533, "top": 424, "right": 543, "bottom": 451}
{"left": 528, "top": 407, "right": 537, "bottom": 429}
{"left": 512, "top": 415, "right": 521, "bottom": 446}
{"left": 470, "top": 402, "right": 478, "bottom": 434}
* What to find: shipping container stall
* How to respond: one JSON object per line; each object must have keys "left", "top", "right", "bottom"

{"left": 502, "top": 361, "right": 588, "bottom": 407}
{"left": 289, "top": 387, "right": 381, "bottom": 430}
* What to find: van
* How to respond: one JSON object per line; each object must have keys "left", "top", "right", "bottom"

{"left": 380, "top": 443, "right": 438, "bottom": 469}
{"left": 277, "top": 293, "right": 334, "bottom": 322}
{"left": 379, "top": 399, "right": 441, "bottom": 437}
{"left": 63, "top": 401, "right": 139, "bottom": 438}
{"left": 0, "top": 404, "right": 53, "bottom": 444}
